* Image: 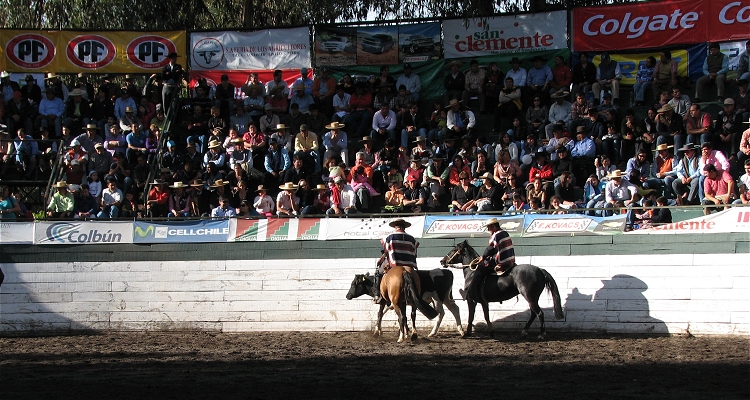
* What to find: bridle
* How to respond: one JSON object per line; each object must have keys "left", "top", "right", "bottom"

{"left": 442, "top": 243, "right": 482, "bottom": 270}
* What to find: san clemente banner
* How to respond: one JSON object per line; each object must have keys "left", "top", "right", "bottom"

{"left": 443, "top": 11, "right": 568, "bottom": 59}
{"left": 34, "top": 221, "right": 133, "bottom": 244}
{"left": 626, "top": 207, "right": 750, "bottom": 235}
{"left": 0, "top": 30, "right": 186, "bottom": 73}
{"left": 190, "top": 27, "right": 310, "bottom": 71}
{"left": 0, "top": 222, "right": 34, "bottom": 244}
{"left": 133, "top": 220, "right": 230, "bottom": 243}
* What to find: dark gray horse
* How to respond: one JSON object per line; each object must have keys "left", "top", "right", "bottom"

{"left": 347, "top": 268, "right": 463, "bottom": 338}
{"left": 440, "top": 240, "right": 564, "bottom": 339}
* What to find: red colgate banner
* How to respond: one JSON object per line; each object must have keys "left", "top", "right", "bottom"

{"left": 573, "top": 0, "right": 749, "bottom": 52}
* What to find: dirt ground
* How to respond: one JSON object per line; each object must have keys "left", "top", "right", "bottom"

{"left": 1, "top": 331, "right": 747, "bottom": 399}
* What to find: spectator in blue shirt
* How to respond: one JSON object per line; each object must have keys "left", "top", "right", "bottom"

{"left": 37, "top": 88, "right": 64, "bottom": 137}
{"left": 125, "top": 128, "right": 148, "bottom": 165}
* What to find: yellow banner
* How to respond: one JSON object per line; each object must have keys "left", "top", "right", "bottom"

{"left": 593, "top": 50, "right": 689, "bottom": 86}
{"left": 0, "top": 30, "right": 186, "bottom": 73}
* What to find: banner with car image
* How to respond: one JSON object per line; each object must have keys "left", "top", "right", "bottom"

{"left": 398, "top": 23, "right": 441, "bottom": 63}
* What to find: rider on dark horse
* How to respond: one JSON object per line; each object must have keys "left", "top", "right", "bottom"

{"left": 373, "top": 218, "right": 422, "bottom": 304}
{"left": 463, "top": 217, "right": 516, "bottom": 300}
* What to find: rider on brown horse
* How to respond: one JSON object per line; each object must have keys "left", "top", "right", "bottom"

{"left": 373, "top": 218, "right": 422, "bottom": 304}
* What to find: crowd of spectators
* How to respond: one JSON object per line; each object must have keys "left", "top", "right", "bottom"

{"left": 3, "top": 42, "right": 750, "bottom": 223}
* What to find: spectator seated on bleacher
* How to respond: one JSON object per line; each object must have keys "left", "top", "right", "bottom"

{"left": 694, "top": 43, "right": 728, "bottom": 103}
{"left": 701, "top": 163, "right": 734, "bottom": 215}
{"left": 98, "top": 178, "right": 122, "bottom": 219}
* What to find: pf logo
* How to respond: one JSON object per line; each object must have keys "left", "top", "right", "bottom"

{"left": 126, "top": 35, "right": 176, "bottom": 69}
{"left": 192, "top": 37, "right": 224, "bottom": 69}
{"left": 6, "top": 33, "right": 55, "bottom": 69}
{"left": 67, "top": 35, "right": 116, "bottom": 69}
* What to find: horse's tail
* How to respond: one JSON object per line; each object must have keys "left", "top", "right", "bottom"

{"left": 404, "top": 272, "right": 438, "bottom": 320}
{"left": 541, "top": 268, "right": 565, "bottom": 320}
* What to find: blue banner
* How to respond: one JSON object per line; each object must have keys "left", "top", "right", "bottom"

{"left": 133, "top": 220, "right": 230, "bottom": 243}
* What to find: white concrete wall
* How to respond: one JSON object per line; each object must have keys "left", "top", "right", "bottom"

{"left": 0, "top": 254, "right": 747, "bottom": 335}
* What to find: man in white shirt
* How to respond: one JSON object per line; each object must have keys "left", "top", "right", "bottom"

{"left": 395, "top": 63, "right": 421, "bottom": 101}
{"left": 370, "top": 103, "right": 397, "bottom": 143}
{"left": 505, "top": 57, "right": 527, "bottom": 89}
{"left": 545, "top": 91, "right": 572, "bottom": 139}
{"left": 326, "top": 176, "right": 359, "bottom": 215}
{"left": 98, "top": 178, "right": 122, "bottom": 219}
{"left": 446, "top": 99, "right": 475, "bottom": 139}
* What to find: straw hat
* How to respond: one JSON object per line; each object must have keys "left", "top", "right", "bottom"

{"left": 46, "top": 72, "right": 58, "bottom": 79}
{"left": 0, "top": 71, "right": 9, "bottom": 79}
{"left": 151, "top": 179, "right": 167, "bottom": 185}
{"left": 189, "top": 179, "right": 205, "bottom": 187}
{"left": 657, "top": 104, "right": 674, "bottom": 113}
{"left": 207, "top": 139, "right": 221, "bottom": 149}
{"left": 211, "top": 179, "right": 228, "bottom": 188}
{"left": 446, "top": 60, "right": 463, "bottom": 69}
{"left": 53, "top": 181, "right": 68, "bottom": 188}
{"left": 276, "top": 124, "right": 289, "bottom": 131}
{"left": 256, "top": 184, "right": 268, "bottom": 192}
{"left": 413, "top": 136, "right": 425, "bottom": 143}
{"left": 445, "top": 98, "right": 462, "bottom": 109}
{"left": 84, "top": 123, "right": 99, "bottom": 131}
{"left": 606, "top": 170, "right": 625, "bottom": 179}
{"left": 654, "top": 143, "right": 673, "bottom": 152}
{"left": 279, "top": 182, "right": 299, "bottom": 191}
{"left": 125, "top": 106, "right": 134, "bottom": 113}
{"left": 551, "top": 91, "right": 569, "bottom": 99}
{"left": 326, "top": 121, "right": 345, "bottom": 130}
{"left": 483, "top": 217, "right": 500, "bottom": 228}
{"left": 389, "top": 218, "right": 411, "bottom": 228}
{"left": 292, "top": 83, "right": 305, "bottom": 91}
{"left": 169, "top": 181, "right": 186, "bottom": 189}
{"left": 315, "top": 184, "right": 327, "bottom": 190}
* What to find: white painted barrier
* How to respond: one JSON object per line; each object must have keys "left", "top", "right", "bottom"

{"left": 0, "top": 254, "right": 747, "bottom": 335}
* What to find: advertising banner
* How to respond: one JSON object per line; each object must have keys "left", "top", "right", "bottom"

{"left": 443, "top": 11, "right": 568, "bottom": 59}
{"left": 422, "top": 214, "right": 524, "bottom": 238}
{"left": 573, "top": 0, "right": 750, "bottom": 52}
{"left": 709, "top": 0, "right": 750, "bottom": 43}
{"left": 315, "top": 26, "right": 358, "bottom": 67}
{"left": 34, "top": 221, "right": 133, "bottom": 245}
{"left": 721, "top": 40, "right": 749, "bottom": 80}
{"left": 626, "top": 208, "right": 750, "bottom": 234}
{"left": 589, "top": 50, "right": 688, "bottom": 86}
{"left": 190, "top": 28, "right": 310, "bottom": 71}
{"left": 323, "top": 216, "right": 425, "bottom": 240}
{"left": 133, "top": 220, "right": 230, "bottom": 243}
{"left": 0, "top": 30, "right": 186, "bottom": 73}
{"left": 0, "top": 222, "right": 34, "bottom": 244}
{"left": 356, "top": 26, "right": 398, "bottom": 66}
{"left": 398, "top": 23, "right": 441, "bottom": 64}
{"left": 522, "top": 214, "right": 626, "bottom": 236}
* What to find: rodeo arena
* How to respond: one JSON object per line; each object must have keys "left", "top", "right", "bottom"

{"left": 0, "top": 1, "right": 749, "bottom": 398}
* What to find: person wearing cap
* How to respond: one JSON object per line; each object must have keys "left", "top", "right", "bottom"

{"left": 113, "top": 87, "right": 136, "bottom": 121}
{"left": 394, "top": 63, "right": 420, "bottom": 101}
{"left": 188, "top": 179, "right": 209, "bottom": 217}
{"left": 603, "top": 169, "right": 636, "bottom": 212}
{"left": 300, "top": 183, "right": 329, "bottom": 216}
{"left": 701, "top": 163, "right": 735, "bottom": 215}
{"left": 166, "top": 181, "right": 191, "bottom": 218}
{"left": 46, "top": 181, "right": 74, "bottom": 218}
{"left": 685, "top": 104, "right": 712, "bottom": 146}
{"left": 36, "top": 87, "right": 64, "bottom": 137}
{"left": 270, "top": 123, "right": 293, "bottom": 153}
{"left": 87, "top": 141, "right": 113, "bottom": 180}
{"left": 671, "top": 143, "right": 701, "bottom": 205}
{"left": 596, "top": 92, "right": 617, "bottom": 115}
{"left": 401, "top": 173, "right": 427, "bottom": 213}
{"left": 96, "top": 178, "right": 122, "bottom": 219}
{"left": 7, "top": 90, "right": 33, "bottom": 138}
{"left": 64, "top": 138, "right": 89, "bottom": 168}
{"left": 460, "top": 59, "right": 487, "bottom": 113}
{"left": 203, "top": 139, "right": 226, "bottom": 170}
{"left": 715, "top": 98, "right": 742, "bottom": 157}
{"left": 45, "top": 72, "right": 68, "bottom": 101}
{"left": 591, "top": 53, "right": 621, "bottom": 104}
{"left": 326, "top": 176, "right": 357, "bottom": 215}
{"left": 648, "top": 143, "right": 677, "bottom": 199}
{"left": 294, "top": 124, "right": 320, "bottom": 174}
{"left": 161, "top": 52, "right": 185, "bottom": 109}
{"left": 0, "top": 71, "right": 20, "bottom": 103}
{"left": 655, "top": 103, "right": 685, "bottom": 157}
{"left": 526, "top": 55, "right": 553, "bottom": 106}
{"left": 264, "top": 137, "right": 291, "bottom": 190}
{"left": 72, "top": 123, "right": 104, "bottom": 156}
{"left": 695, "top": 43, "right": 729, "bottom": 103}
{"left": 373, "top": 217, "right": 421, "bottom": 303}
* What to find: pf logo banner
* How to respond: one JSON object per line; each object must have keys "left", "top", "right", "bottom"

{"left": 6, "top": 33, "right": 55, "bottom": 69}
{"left": 66, "top": 35, "right": 116, "bottom": 69}
{"left": 127, "top": 35, "right": 176, "bottom": 69}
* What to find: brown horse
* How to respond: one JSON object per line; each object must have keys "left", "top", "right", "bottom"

{"left": 349, "top": 265, "right": 438, "bottom": 342}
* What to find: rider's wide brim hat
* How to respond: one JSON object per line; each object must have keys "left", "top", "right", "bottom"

{"left": 483, "top": 217, "right": 500, "bottom": 227}
{"left": 389, "top": 218, "right": 411, "bottom": 228}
